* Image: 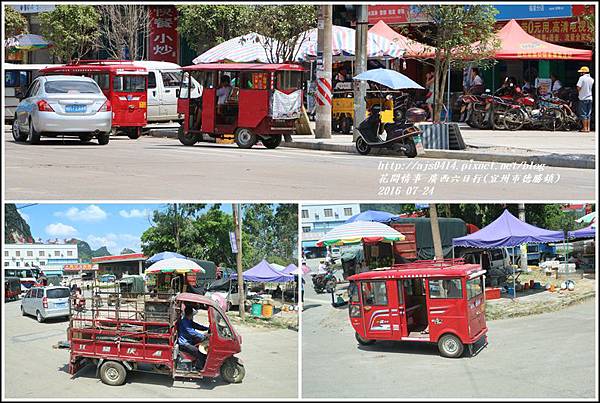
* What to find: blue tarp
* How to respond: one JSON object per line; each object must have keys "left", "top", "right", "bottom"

{"left": 453, "top": 210, "right": 564, "bottom": 248}
{"left": 231, "top": 259, "right": 294, "bottom": 283}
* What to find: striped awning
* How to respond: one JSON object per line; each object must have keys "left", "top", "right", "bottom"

{"left": 193, "top": 32, "right": 279, "bottom": 64}
{"left": 316, "top": 221, "right": 405, "bottom": 247}
{"left": 295, "top": 25, "right": 405, "bottom": 62}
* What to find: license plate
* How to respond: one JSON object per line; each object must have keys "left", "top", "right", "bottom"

{"left": 65, "top": 104, "right": 86, "bottom": 113}
{"left": 55, "top": 303, "right": 66, "bottom": 308}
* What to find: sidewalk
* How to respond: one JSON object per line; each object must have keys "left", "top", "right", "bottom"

{"left": 282, "top": 123, "right": 595, "bottom": 169}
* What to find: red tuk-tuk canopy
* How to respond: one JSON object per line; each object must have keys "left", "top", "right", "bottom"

{"left": 348, "top": 259, "right": 484, "bottom": 281}
{"left": 473, "top": 19, "right": 592, "bottom": 61}
{"left": 182, "top": 63, "right": 305, "bottom": 72}
{"left": 368, "top": 20, "right": 436, "bottom": 59}
{"left": 41, "top": 60, "right": 148, "bottom": 74}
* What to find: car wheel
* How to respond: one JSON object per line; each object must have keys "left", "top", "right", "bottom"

{"left": 438, "top": 334, "right": 464, "bottom": 358}
{"left": 178, "top": 126, "right": 200, "bottom": 146}
{"left": 234, "top": 128, "right": 257, "bottom": 149}
{"left": 99, "top": 361, "right": 127, "bottom": 386}
{"left": 262, "top": 135, "right": 282, "bottom": 149}
{"left": 36, "top": 310, "right": 44, "bottom": 323}
{"left": 97, "top": 132, "right": 110, "bottom": 145}
{"left": 79, "top": 134, "right": 94, "bottom": 143}
{"left": 12, "top": 116, "right": 27, "bottom": 142}
{"left": 220, "top": 358, "right": 245, "bottom": 383}
{"left": 355, "top": 137, "right": 371, "bottom": 155}
{"left": 355, "top": 332, "right": 375, "bottom": 346}
{"left": 28, "top": 120, "right": 41, "bottom": 144}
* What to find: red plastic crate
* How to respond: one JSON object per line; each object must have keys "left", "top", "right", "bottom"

{"left": 485, "top": 287, "right": 501, "bottom": 300}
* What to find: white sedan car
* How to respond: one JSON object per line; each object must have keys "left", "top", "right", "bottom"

{"left": 12, "top": 75, "right": 112, "bottom": 145}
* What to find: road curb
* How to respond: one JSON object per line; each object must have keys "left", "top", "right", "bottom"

{"left": 146, "top": 131, "right": 594, "bottom": 169}
{"left": 281, "top": 139, "right": 595, "bottom": 170}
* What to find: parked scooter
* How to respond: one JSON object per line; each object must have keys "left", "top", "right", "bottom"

{"left": 355, "top": 99, "right": 425, "bottom": 158}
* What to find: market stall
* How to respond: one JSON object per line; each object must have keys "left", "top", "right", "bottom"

{"left": 144, "top": 257, "right": 206, "bottom": 296}
{"left": 452, "top": 209, "right": 565, "bottom": 298}
{"left": 193, "top": 32, "right": 279, "bottom": 64}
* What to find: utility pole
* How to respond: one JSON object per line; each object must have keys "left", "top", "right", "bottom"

{"left": 518, "top": 204, "right": 528, "bottom": 273}
{"left": 353, "top": 5, "right": 368, "bottom": 141}
{"left": 232, "top": 204, "right": 245, "bottom": 319}
{"left": 429, "top": 204, "right": 444, "bottom": 260}
{"left": 315, "top": 5, "right": 332, "bottom": 139}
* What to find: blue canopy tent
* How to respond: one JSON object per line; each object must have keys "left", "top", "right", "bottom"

{"left": 345, "top": 210, "right": 398, "bottom": 224}
{"left": 452, "top": 210, "right": 564, "bottom": 298}
{"left": 231, "top": 259, "right": 294, "bottom": 283}
{"left": 568, "top": 224, "right": 596, "bottom": 240}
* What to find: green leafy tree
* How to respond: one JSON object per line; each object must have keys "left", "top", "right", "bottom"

{"left": 4, "top": 6, "right": 28, "bottom": 38}
{"left": 176, "top": 5, "right": 253, "bottom": 54}
{"left": 413, "top": 5, "right": 500, "bottom": 121}
{"left": 39, "top": 5, "right": 100, "bottom": 62}
{"left": 246, "top": 5, "right": 317, "bottom": 62}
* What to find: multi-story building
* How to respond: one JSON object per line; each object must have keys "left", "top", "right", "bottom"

{"left": 301, "top": 203, "right": 361, "bottom": 257}
{"left": 3, "top": 243, "right": 79, "bottom": 269}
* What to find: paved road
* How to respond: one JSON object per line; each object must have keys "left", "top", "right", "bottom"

{"left": 4, "top": 134, "right": 595, "bottom": 200}
{"left": 301, "top": 270, "right": 597, "bottom": 399}
{"left": 3, "top": 299, "right": 298, "bottom": 399}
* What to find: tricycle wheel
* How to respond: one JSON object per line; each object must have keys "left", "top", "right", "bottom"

{"left": 235, "top": 128, "right": 256, "bottom": 149}
{"left": 178, "top": 126, "right": 200, "bottom": 146}
{"left": 262, "top": 135, "right": 282, "bottom": 149}
{"left": 220, "top": 358, "right": 245, "bottom": 383}
{"left": 355, "top": 332, "right": 375, "bottom": 346}
{"left": 403, "top": 138, "right": 417, "bottom": 158}
{"left": 99, "top": 361, "right": 127, "bottom": 386}
{"left": 438, "top": 334, "right": 464, "bottom": 358}
{"left": 340, "top": 117, "right": 352, "bottom": 134}
{"left": 127, "top": 128, "right": 141, "bottom": 139}
{"left": 355, "top": 137, "right": 371, "bottom": 155}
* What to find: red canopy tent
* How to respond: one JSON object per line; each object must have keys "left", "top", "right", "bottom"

{"left": 369, "top": 20, "right": 436, "bottom": 58}
{"left": 473, "top": 19, "right": 592, "bottom": 61}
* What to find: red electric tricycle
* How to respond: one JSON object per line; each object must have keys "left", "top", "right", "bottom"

{"left": 177, "top": 63, "right": 305, "bottom": 149}
{"left": 348, "top": 259, "right": 488, "bottom": 358}
{"left": 40, "top": 60, "right": 148, "bottom": 139}
{"left": 67, "top": 290, "right": 244, "bottom": 385}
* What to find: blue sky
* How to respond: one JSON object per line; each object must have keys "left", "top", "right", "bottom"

{"left": 15, "top": 203, "right": 233, "bottom": 254}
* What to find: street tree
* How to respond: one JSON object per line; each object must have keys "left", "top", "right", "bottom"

{"left": 4, "top": 6, "right": 28, "bottom": 38}
{"left": 96, "top": 5, "right": 149, "bottom": 60}
{"left": 412, "top": 5, "right": 500, "bottom": 121}
{"left": 39, "top": 5, "right": 100, "bottom": 62}
{"left": 246, "top": 5, "right": 317, "bottom": 62}
{"left": 176, "top": 5, "right": 253, "bottom": 54}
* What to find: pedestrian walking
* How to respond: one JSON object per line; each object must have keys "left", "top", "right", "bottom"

{"left": 576, "top": 66, "right": 594, "bottom": 132}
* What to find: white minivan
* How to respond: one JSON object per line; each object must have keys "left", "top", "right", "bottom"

{"left": 132, "top": 61, "right": 202, "bottom": 124}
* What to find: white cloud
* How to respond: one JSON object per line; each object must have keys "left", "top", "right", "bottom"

{"left": 119, "top": 208, "right": 150, "bottom": 219}
{"left": 45, "top": 223, "right": 78, "bottom": 237}
{"left": 54, "top": 205, "right": 108, "bottom": 222}
{"left": 87, "top": 233, "right": 141, "bottom": 253}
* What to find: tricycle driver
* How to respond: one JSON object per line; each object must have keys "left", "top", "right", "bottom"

{"left": 178, "top": 305, "right": 209, "bottom": 371}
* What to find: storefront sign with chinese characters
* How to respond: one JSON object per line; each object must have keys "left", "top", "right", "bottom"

{"left": 148, "top": 6, "right": 178, "bottom": 63}
{"left": 368, "top": 5, "right": 410, "bottom": 24}
{"left": 63, "top": 264, "right": 98, "bottom": 271}
{"left": 495, "top": 16, "right": 593, "bottom": 43}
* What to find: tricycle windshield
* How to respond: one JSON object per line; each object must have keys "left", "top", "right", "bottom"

{"left": 212, "top": 308, "right": 234, "bottom": 340}
{"left": 276, "top": 70, "right": 302, "bottom": 91}
{"left": 466, "top": 277, "right": 484, "bottom": 299}
{"left": 113, "top": 75, "right": 146, "bottom": 92}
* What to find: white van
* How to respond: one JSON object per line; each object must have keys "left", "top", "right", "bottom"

{"left": 4, "top": 63, "right": 63, "bottom": 123}
{"left": 131, "top": 61, "right": 202, "bottom": 124}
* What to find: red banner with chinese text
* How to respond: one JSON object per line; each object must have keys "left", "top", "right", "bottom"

{"left": 148, "top": 6, "right": 178, "bottom": 63}
{"left": 368, "top": 5, "right": 410, "bottom": 25}
{"left": 495, "top": 16, "right": 593, "bottom": 43}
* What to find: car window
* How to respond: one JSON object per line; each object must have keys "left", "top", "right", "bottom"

{"left": 113, "top": 75, "right": 146, "bottom": 92}
{"left": 25, "top": 80, "right": 39, "bottom": 98}
{"left": 148, "top": 72, "right": 157, "bottom": 89}
{"left": 47, "top": 288, "right": 70, "bottom": 299}
{"left": 161, "top": 71, "right": 181, "bottom": 87}
{"left": 429, "top": 278, "right": 463, "bottom": 299}
{"left": 45, "top": 80, "right": 101, "bottom": 94}
{"left": 361, "top": 281, "right": 388, "bottom": 306}
{"left": 34, "top": 288, "right": 43, "bottom": 298}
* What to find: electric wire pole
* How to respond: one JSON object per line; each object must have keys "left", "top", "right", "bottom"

{"left": 232, "top": 204, "right": 245, "bottom": 319}
{"left": 315, "top": 5, "right": 332, "bottom": 138}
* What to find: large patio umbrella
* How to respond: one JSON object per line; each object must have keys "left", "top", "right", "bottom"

{"left": 316, "top": 221, "right": 405, "bottom": 247}
{"left": 345, "top": 209, "right": 399, "bottom": 224}
{"left": 193, "top": 32, "right": 279, "bottom": 64}
{"left": 4, "top": 34, "right": 52, "bottom": 50}
{"left": 145, "top": 257, "right": 205, "bottom": 274}
{"left": 576, "top": 212, "right": 596, "bottom": 225}
{"left": 146, "top": 251, "right": 187, "bottom": 263}
{"left": 294, "top": 25, "right": 404, "bottom": 61}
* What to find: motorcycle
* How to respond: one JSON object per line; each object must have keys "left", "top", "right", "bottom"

{"left": 311, "top": 264, "right": 338, "bottom": 294}
{"left": 503, "top": 97, "right": 565, "bottom": 131}
{"left": 355, "top": 99, "right": 425, "bottom": 158}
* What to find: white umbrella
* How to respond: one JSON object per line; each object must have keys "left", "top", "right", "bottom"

{"left": 193, "top": 32, "right": 280, "bottom": 64}
{"left": 316, "top": 221, "right": 405, "bottom": 247}
{"left": 145, "top": 257, "right": 205, "bottom": 274}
